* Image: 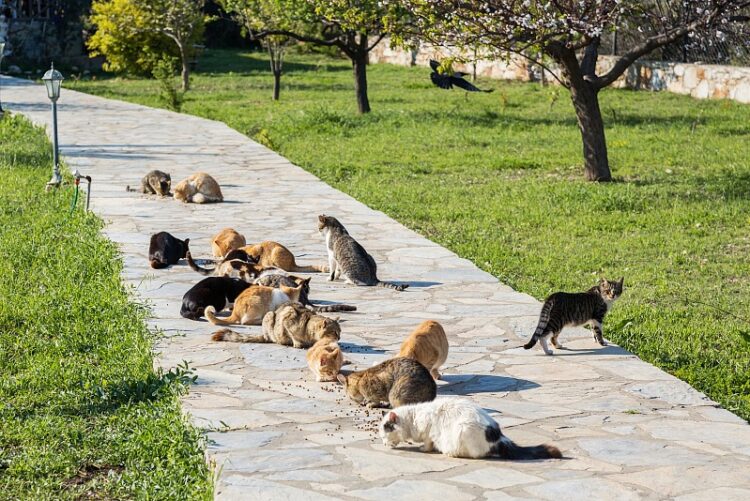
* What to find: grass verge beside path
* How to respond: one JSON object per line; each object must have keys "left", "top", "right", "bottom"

{"left": 0, "top": 115, "right": 212, "bottom": 499}
{"left": 69, "top": 49, "right": 750, "bottom": 421}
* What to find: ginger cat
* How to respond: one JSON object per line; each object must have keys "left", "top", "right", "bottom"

{"left": 212, "top": 228, "right": 246, "bottom": 258}
{"left": 307, "top": 338, "right": 344, "bottom": 382}
{"left": 173, "top": 172, "right": 223, "bottom": 204}
{"left": 241, "top": 241, "right": 327, "bottom": 273}
{"left": 398, "top": 320, "right": 449, "bottom": 380}
{"left": 204, "top": 283, "right": 302, "bottom": 326}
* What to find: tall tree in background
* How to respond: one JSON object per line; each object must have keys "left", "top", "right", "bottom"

{"left": 219, "top": 0, "right": 302, "bottom": 101}
{"left": 394, "top": 1, "right": 750, "bottom": 181}
{"left": 141, "top": 0, "right": 205, "bottom": 91}
{"left": 240, "top": 0, "right": 407, "bottom": 113}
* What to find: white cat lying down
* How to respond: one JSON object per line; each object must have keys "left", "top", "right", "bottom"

{"left": 380, "top": 398, "right": 561, "bottom": 460}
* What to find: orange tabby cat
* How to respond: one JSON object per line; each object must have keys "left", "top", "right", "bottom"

{"left": 204, "top": 284, "right": 302, "bottom": 326}
{"left": 306, "top": 338, "right": 344, "bottom": 382}
{"left": 212, "top": 228, "right": 246, "bottom": 257}
{"left": 398, "top": 320, "right": 449, "bottom": 380}
{"left": 173, "top": 172, "right": 223, "bottom": 204}
{"left": 241, "top": 241, "right": 327, "bottom": 273}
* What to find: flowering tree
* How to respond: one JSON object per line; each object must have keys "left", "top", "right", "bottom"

{"left": 239, "top": 0, "right": 407, "bottom": 113}
{"left": 394, "top": 1, "right": 750, "bottom": 181}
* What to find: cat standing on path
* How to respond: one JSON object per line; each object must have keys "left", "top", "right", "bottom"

{"left": 317, "top": 215, "right": 409, "bottom": 291}
{"left": 380, "top": 398, "right": 562, "bottom": 460}
{"left": 398, "top": 320, "right": 448, "bottom": 380}
{"left": 524, "top": 277, "right": 624, "bottom": 355}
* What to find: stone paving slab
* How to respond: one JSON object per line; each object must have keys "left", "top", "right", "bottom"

{"left": 4, "top": 75, "right": 750, "bottom": 500}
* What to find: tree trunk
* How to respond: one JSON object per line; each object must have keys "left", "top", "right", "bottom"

{"left": 273, "top": 70, "right": 281, "bottom": 101}
{"left": 569, "top": 81, "right": 611, "bottom": 182}
{"left": 178, "top": 43, "right": 190, "bottom": 92}
{"left": 352, "top": 51, "right": 370, "bottom": 114}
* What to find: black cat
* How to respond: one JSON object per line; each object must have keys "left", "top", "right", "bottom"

{"left": 149, "top": 232, "right": 189, "bottom": 269}
{"left": 180, "top": 276, "right": 252, "bottom": 321}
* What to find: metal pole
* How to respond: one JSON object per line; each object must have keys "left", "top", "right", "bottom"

{"left": 49, "top": 100, "right": 61, "bottom": 186}
{"left": 0, "top": 45, "right": 5, "bottom": 116}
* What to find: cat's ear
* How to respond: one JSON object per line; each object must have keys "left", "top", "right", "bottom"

{"left": 387, "top": 411, "right": 398, "bottom": 423}
{"left": 318, "top": 215, "right": 326, "bottom": 222}
{"left": 336, "top": 373, "right": 347, "bottom": 386}
{"left": 618, "top": 277, "right": 624, "bottom": 286}
{"left": 319, "top": 355, "right": 328, "bottom": 365}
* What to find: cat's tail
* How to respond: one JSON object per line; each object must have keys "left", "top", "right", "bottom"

{"left": 211, "top": 328, "right": 269, "bottom": 343}
{"left": 523, "top": 299, "right": 553, "bottom": 349}
{"left": 312, "top": 303, "right": 357, "bottom": 312}
{"left": 291, "top": 264, "right": 328, "bottom": 273}
{"left": 126, "top": 185, "right": 138, "bottom": 192}
{"left": 187, "top": 251, "right": 214, "bottom": 276}
{"left": 491, "top": 435, "right": 562, "bottom": 460}
{"left": 377, "top": 281, "right": 409, "bottom": 292}
{"left": 190, "top": 193, "right": 223, "bottom": 204}
{"left": 205, "top": 305, "right": 241, "bottom": 326}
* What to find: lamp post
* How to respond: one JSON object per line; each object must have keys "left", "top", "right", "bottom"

{"left": 0, "top": 41, "right": 6, "bottom": 118}
{"left": 42, "top": 63, "right": 63, "bottom": 189}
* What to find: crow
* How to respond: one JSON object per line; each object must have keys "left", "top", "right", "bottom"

{"left": 429, "top": 59, "right": 493, "bottom": 93}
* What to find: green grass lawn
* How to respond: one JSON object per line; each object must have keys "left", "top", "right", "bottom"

{"left": 0, "top": 115, "right": 212, "bottom": 499}
{"left": 69, "top": 49, "right": 750, "bottom": 421}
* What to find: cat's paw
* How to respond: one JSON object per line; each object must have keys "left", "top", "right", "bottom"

{"left": 543, "top": 350, "right": 554, "bottom": 356}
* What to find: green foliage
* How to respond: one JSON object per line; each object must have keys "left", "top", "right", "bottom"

{"left": 70, "top": 50, "right": 750, "bottom": 421}
{"left": 152, "top": 57, "right": 184, "bottom": 111}
{"left": 0, "top": 115, "right": 212, "bottom": 499}
{"left": 87, "top": 0, "right": 179, "bottom": 76}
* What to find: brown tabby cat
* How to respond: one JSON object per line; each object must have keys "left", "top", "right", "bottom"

{"left": 318, "top": 215, "right": 408, "bottom": 291}
{"left": 211, "top": 301, "right": 340, "bottom": 348}
{"left": 398, "top": 320, "right": 449, "bottom": 380}
{"left": 337, "top": 357, "right": 436, "bottom": 408}
{"left": 173, "top": 172, "right": 223, "bottom": 203}
{"left": 204, "top": 283, "right": 302, "bottom": 326}
{"left": 524, "top": 277, "right": 625, "bottom": 355}
{"left": 240, "top": 241, "right": 328, "bottom": 273}
{"left": 127, "top": 170, "right": 171, "bottom": 196}
{"left": 212, "top": 228, "right": 247, "bottom": 258}
{"left": 307, "top": 337, "right": 344, "bottom": 382}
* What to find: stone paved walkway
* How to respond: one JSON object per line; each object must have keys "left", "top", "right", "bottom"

{"left": 4, "top": 75, "right": 750, "bottom": 500}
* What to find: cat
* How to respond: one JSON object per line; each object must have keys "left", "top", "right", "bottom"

{"left": 180, "top": 276, "right": 251, "bottom": 320}
{"left": 211, "top": 301, "right": 340, "bottom": 348}
{"left": 204, "top": 283, "right": 303, "bottom": 326}
{"left": 241, "top": 241, "right": 328, "bottom": 273}
{"left": 337, "top": 357, "right": 435, "bottom": 408}
{"left": 255, "top": 270, "right": 357, "bottom": 313}
{"left": 173, "top": 172, "right": 224, "bottom": 204}
{"left": 317, "top": 215, "right": 408, "bottom": 291}
{"left": 148, "top": 232, "right": 189, "bottom": 269}
{"left": 524, "top": 277, "right": 624, "bottom": 355}
{"left": 307, "top": 337, "right": 344, "bottom": 382}
{"left": 380, "top": 398, "right": 562, "bottom": 460}
{"left": 212, "top": 228, "right": 246, "bottom": 258}
{"left": 127, "top": 170, "right": 171, "bottom": 196}
{"left": 187, "top": 250, "right": 265, "bottom": 282}
{"left": 398, "top": 320, "right": 449, "bottom": 380}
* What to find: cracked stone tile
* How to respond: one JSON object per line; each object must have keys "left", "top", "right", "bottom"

{"left": 337, "top": 446, "right": 461, "bottom": 481}
{"left": 350, "top": 479, "right": 476, "bottom": 501}
{"left": 449, "top": 467, "right": 543, "bottom": 489}
{"left": 523, "top": 477, "right": 651, "bottom": 501}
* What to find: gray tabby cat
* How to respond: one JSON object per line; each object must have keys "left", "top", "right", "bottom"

{"left": 255, "top": 270, "right": 357, "bottom": 312}
{"left": 127, "top": 170, "right": 171, "bottom": 196}
{"left": 524, "top": 277, "right": 624, "bottom": 355}
{"left": 317, "top": 215, "right": 408, "bottom": 291}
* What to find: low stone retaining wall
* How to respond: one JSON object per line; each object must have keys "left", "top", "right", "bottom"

{"left": 370, "top": 41, "right": 750, "bottom": 104}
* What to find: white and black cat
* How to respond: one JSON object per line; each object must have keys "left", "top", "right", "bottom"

{"left": 524, "top": 277, "right": 624, "bottom": 355}
{"left": 380, "top": 398, "right": 561, "bottom": 460}
{"left": 148, "top": 232, "right": 189, "bottom": 269}
{"left": 317, "top": 215, "right": 408, "bottom": 291}
{"left": 180, "top": 276, "right": 251, "bottom": 320}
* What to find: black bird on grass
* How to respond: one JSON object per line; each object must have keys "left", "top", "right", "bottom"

{"left": 429, "top": 59, "right": 493, "bottom": 93}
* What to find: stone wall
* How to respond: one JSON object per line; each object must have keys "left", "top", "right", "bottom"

{"left": 369, "top": 41, "right": 750, "bottom": 105}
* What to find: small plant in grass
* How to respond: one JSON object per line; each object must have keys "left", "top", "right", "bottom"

{"left": 152, "top": 57, "right": 184, "bottom": 111}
